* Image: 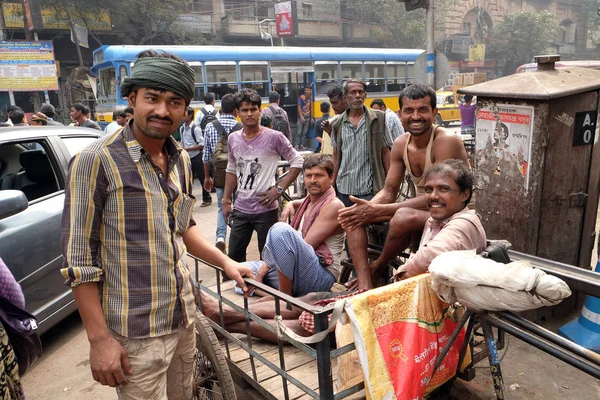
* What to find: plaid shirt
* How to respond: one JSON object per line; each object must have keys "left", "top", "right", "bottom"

{"left": 203, "top": 114, "right": 241, "bottom": 164}
{"left": 61, "top": 122, "right": 197, "bottom": 339}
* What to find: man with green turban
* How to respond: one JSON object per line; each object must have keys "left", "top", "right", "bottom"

{"left": 62, "top": 50, "right": 253, "bottom": 399}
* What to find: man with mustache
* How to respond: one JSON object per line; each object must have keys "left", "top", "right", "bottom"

{"left": 61, "top": 50, "right": 253, "bottom": 399}
{"left": 394, "top": 159, "right": 486, "bottom": 280}
{"left": 246, "top": 154, "right": 345, "bottom": 296}
{"left": 340, "top": 84, "right": 470, "bottom": 290}
{"left": 223, "top": 89, "right": 303, "bottom": 263}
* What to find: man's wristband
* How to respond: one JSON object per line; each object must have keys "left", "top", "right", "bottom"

{"left": 222, "top": 198, "right": 232, "bottom": 205}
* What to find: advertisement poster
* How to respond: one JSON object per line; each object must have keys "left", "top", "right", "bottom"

{"left": 468, "top": 44, "right": 485, "bottom": 67}
{"left": 0, "top": 41, "right": 59, "bottom": 92}
{"left": 274, "top": 1, "right": 294, "bottom": 36}
{"left": 475, "top": 104, "right": 534, "bottom": 188}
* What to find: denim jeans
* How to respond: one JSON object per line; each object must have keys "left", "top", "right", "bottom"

{"left": 295, "top": 115, "right": 311, "bottom": 147}
{"left": 215, "top": 187, "right": 227, "bottom": 241}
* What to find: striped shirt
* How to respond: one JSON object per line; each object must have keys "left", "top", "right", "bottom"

{"left": 333, "top": 110, "right": 393, "bottom": 196}
{"left": 61, "top": 122, "right": 197, "bottom": 339}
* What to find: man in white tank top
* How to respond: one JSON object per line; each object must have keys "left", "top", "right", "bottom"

{"left": 338, "top": 84, "right": 471, "bottom": 290}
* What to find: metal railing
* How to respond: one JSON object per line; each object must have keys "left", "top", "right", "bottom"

{"left": 191, "top": 255, "right": 364, "bottom": 400}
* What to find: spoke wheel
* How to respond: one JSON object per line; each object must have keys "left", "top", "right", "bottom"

{"left": 193, "top": 312, "right": 237, "bottom": 400}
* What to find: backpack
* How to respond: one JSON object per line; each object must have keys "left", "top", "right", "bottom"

{"left": 268, "top": 105, "right": 290, "bottom": 136}
{"left": 199, "top": 107, "right": 218, "bottom": 133}
{"left": 179, "top": 124, "right": 200, "bottom": 144}
{"left": 211, "top": 120, "right": 243, "bottom": 187}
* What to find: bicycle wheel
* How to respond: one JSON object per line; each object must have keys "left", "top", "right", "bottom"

{"left": 193, "top": 311, "right": 237, "bottom": 400}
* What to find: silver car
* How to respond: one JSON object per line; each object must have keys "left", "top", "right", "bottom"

{"left": 0, "top": 126, "right": 100, "bottom": 334}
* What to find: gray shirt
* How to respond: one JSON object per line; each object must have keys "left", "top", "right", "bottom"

{"left": 81, "top": 119, "right": 101, "bottom": 130}
{"left": 181, "top": 122, "right": 203, "bottom": 158}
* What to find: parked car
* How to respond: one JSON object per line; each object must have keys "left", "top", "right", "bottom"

{"left": 435, "top": 91, "right": 461, "bottom": 127}
{"left": 0, "top": 126, "right": 100, "bottom": 334}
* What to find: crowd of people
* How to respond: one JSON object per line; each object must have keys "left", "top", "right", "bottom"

{"left": 0, "top": 48, "right": 483, "bottom": 399}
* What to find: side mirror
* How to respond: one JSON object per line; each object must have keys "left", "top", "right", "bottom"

{"left": 0, "top": 190, "right": 28, "bottom": 220}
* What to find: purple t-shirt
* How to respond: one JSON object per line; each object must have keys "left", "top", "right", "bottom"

{"left": 459, "top": 103, "right": 477, "bottom": 127}
{"left": 226, "top": 127, "right": 303, "bottom": 214}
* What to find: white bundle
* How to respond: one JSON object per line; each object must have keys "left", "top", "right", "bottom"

{"left": 429, "top": 250, "right": 572, "bottom": 312}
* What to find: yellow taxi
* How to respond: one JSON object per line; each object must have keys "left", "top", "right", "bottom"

{"left": 435, "top": 91, "right": 461, "bottom": 127}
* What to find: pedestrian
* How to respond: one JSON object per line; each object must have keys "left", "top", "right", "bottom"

{"left": 29, "top": 113, "right": 48, "bottom": 126}
{"left": 202, "top": 94, "right": 243, "bottom": 254}
{"left": 261, "top": 91, "right": 292, "bottom": 140}
{"left": 181, "top": 106, "right": 212, "bottom": 207}
{"left": 459, "top": 94, "right": 476, "bottom": 136}
{"left": 39, "top": 103, "right": 63, "bottom": 125}
{"left": 370, "top": 98, "right": 405, "bottom": 140}
{"left": 320, "top": 84, "right": 347, "bottom": 155}
{"left": 61, "top": 49, "right": 252, "bottom": 399}
{"left": 70, "top": 103, "right": 101, "bottom": 130}
{"left": 295, "top": 86, "right": 313, "bottom": 149}
{"left": 314, "top": 101, "right": 331, "bottom": 153}
{"left": 104, "top": 110, "right": 127, "bottom": 135}
{"left": 330, "top": 79, "right": 393, "bottom": 208}
{"left": 260, "top": 115, "right": 273, "bottom": 128}
{"left": 195, "top": 92, "right": 219, "bottom": 131}
{"left": 222, "top": 88, "right": 304, "bottom": 262}
{"left": 4, "top": 106, "right": 22, "bottom": 126}
{"left": 0, "top": 257, "right": 26, "bottom": 400}
{"left": 9, "top": 109, "right": 27, "bottom": 126}
{"left": 124, "top": 107, "right": 133, "bottom": 122}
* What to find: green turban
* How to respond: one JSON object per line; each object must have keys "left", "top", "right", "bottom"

{"left": 120, "top": 56, "right": 195, "bottom": 101}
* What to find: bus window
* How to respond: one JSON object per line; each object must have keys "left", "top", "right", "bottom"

{"left": 190, "top": 65, "right": 205, "bottom": 101}
{"left": 99, "top": 67, "right": 117, "bottom": 99}
{"left": 340, "top": 62, "right": 362, "bottom": 81}
{"left": 315, "top": 61, "right": 339, "bottom": 94}
{"left": 365, "top": 62, "right": 385, "bottom": 93}
{"left": 205, "top": 62, "right": 238, "bottom": 100}
{"left": 240, "top": 62, "right": 269, "bottom": 97}
{"left": 386, "top": 62, "right": 407, "bottom": 92}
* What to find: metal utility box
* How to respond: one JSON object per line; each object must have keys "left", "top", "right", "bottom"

{"left": 459, "top": 56, "right": 600, "bottom": 270}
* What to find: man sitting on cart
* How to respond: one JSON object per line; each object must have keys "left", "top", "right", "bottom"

{"left": 202, "top": 160, "right": 487, "bottom": 342}
{"left": 339, "top": 84, "right": 471, "bottom": 290}
{"left": 244, "top": 153, "right": 346, "bottom": 297}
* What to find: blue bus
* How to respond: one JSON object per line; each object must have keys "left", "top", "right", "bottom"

{"left": 90, "top": 45, "right": 423, "bottom": 126}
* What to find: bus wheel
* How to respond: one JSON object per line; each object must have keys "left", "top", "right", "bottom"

{"left": 194, "top": 311, "right": 237, "bottom": 400}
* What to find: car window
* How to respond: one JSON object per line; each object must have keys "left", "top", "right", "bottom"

{"left": 61, "top": 136, "right": 98, "bottom": 157}
{"left": 445, "top": 96, "right": 454, "bottom": 104}
{"left": 0, "top": 140, "right": 62, "bottom": 202}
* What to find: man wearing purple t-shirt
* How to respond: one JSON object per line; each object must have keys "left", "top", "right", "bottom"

{"left": 223, "top": 89, "right": 304, "bottom": 262}
{"left": 459, "top": 94, "right": 477, "bottom": 136}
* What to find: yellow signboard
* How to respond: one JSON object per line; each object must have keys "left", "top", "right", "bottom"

{"left": 2, "top": 3, "right": 112, "bottom": 31}
{"left": 0, "top": 41, "right": 59, "bottom": 92}
{"left": 469, "top": 44, "right": 485, "bottom": 66}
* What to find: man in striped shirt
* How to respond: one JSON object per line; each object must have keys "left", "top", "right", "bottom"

{"left": 61, "top": 50, "right": 252, "bottom": 399}
{"left": 330, "top": 79, "right": 393, "bottom": 207}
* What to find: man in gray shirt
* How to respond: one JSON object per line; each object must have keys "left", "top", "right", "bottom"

{"left": 70, "top": 103, "right": 100, "bottom": 130}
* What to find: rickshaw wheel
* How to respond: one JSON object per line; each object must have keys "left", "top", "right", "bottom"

{"left": 193, "top": 311, "right": 237, "bottom": 400}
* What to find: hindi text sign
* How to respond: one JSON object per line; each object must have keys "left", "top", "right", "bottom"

{"left": 0, "top": 41, "right": 59, "bottom": 92}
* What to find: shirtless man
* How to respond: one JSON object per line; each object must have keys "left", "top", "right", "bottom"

{"left": 339, "top": 84, "right": 470, "bottom": 290}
